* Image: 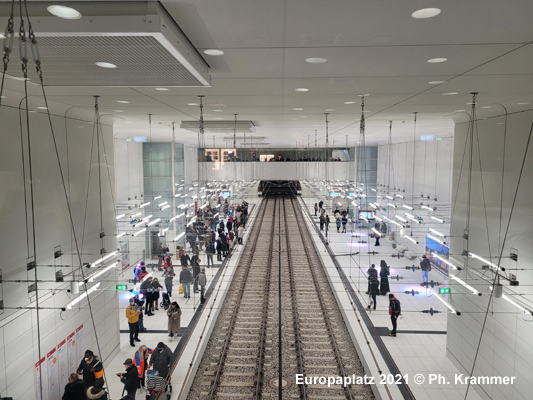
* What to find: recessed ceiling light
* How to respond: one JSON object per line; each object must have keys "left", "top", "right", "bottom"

{"left": 114, "top": 110, "right": 123, "bottom": 112}
{"left": 203, "top": 49, "right": 224, "bottom": 56}
{"left": 412, "top": 8, "right": 441, "bottom": 19}
{"left": 214, "top": 109, "right": 223, "bottom": 112}
{"left": 325, "top": 109, "right": 335, "bottom": 111}
{"left": 481, "top": 106, "right": 492, "bottom": 109}
{"left": 37, "top": 106, "right": 48, "bottom": 110}
{"left": 214, "top": 117, "right": 224, "bottom": 120}
{"left": 28, "top": 110, "right": 36, "bottom": 113}
{"left": 95, "top": 62, "right": 117, "bottom": 69}
{"left": 116, "top": 100, "right": 129, "bottom": 104}
{"left": 429, "top": 81, "right": 445, "bottom": 84}
{"left": 188, "top": 103, "right": 198, "bottom": 106}
{"left": 9, "top": 76, "right": 30, "bottom": 81}
{"left": 344, "top": 101, "right": 356, "bottom": 104}
{"left": 442, "top": 92, "right": 458, "bottom": 96}
{"left": 295, "top": 88, "right": 309, "bottom": 92}
{"left": 428, "top": 58, "right": 447, "bottom": 63}
{"left": 293, "top": 108, "right": 303, "bottom": 111}
{"left": 518, "top": 102, "right": 530, "bottom": 105}
{"left": 155, "top": 88, "right": 169, "bottom": 91}
{"left": 47, "top": 5, "right": 82, "bottom": 20}
{"left": 454, "top": 110, "right": 466, "bottom": 112}
{"left": 306, "top": 57, "right": 327, "bottom": 64}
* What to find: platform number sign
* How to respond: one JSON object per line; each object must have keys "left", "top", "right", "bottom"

{"left": 439, "top": 287, "right": 450, "bottom": 294}
{"left": 116, "top": 285, "right": 127, "bottom": 291}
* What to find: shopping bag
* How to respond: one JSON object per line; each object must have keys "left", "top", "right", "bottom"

{"left": 179, "top": 285, "right": 183, "bottom": 295}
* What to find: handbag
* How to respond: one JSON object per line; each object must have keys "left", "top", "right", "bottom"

{"left": 179, "top": 285, "right": 183, "bottom": 295}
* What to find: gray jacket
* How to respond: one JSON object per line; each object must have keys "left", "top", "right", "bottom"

{"left": 150, "top": 345, "right": 173, "bottom": 378}
{"left": 198, "top": 273, "right": 207, "bottom": 288}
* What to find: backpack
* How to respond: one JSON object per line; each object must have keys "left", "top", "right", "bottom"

{"left": 368, "top": 268, "right": 378, "bottom": 279}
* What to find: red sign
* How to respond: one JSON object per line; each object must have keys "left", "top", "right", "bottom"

{"left": 35, "top": 357, "right": 45, "bottom": 367}
{"left": 47, "top": 348, "right": 56, "bottom": 358}
{"left": 195, "top": 201, "right": 198, "bottom": 215}
{"left": 58, "top": 339, "right": 66, "bottom": 349}
{"left": 67, "top": 332, "right": 75, "bottom": 341}
{"left": 76, "top": 324, "right": 83, "bottom": 333}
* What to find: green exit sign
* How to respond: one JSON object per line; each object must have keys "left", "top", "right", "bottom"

{"left": 439, "top": 288, "right": 450, "bottom": 294}
{"left": 116, "top": 285, "right": 127, "bottom": 290}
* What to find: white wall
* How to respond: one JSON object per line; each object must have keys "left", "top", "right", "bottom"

{"left": 447, "top": 109, "right": 533, "bottom": 399}
{"left": 0, "top": 102, "right": 119, "bottom": 399}
{"left": 114, "top": 139, "right": 143, "bottom": 204}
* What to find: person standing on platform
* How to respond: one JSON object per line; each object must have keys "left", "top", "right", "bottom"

{"left": 366, "top": 264, "right": 378, "bottom": 294}
{"left": 237, "top": 225, "right": 244, "bottom": 245}
{"left": 180, "top": 265, "right": 192, "bottom": 298}
{"left": 341, "top": 214, "right": 348, "bottom": 233}
{"left": 326, "top": 214, "right": 330, "bottom": 230}
{"left": 198, "top": 268, "right": 207, "bottom": 304}
{"left": 226, "top": 218, "right": 233, "bottom": 232}
{"left": 150, "top": 278, "right": 163, "bottom": 311}
{"left": 379, "top": 260, "right": 390, "bottom": 296}
{"left": 126, "top": 297, "right": 141, "bottom": 347}
{"left": 319, "top": 214, "right": 325, "bottom": 231}
{"left": 167, "top": 301, "right": 181, "bottom": 341}
{"left": 206, "top": 240, "right": 215, "bottom": 267}
{"left": 374, "top": 232, "right": 381, "bottom": 246}
{"left": 164, "top": 271, "right": 174, "bottom": 297}
{"left": 140, "top": 277, "right": 153, "bottom": 316}
{"left": 336, "top": 215, "right": 341, "bottom": 233}
{"left": 76, "top": 350, "right": 99, "bottom": 389}
{"left": 134, "top": 295, "right": 146, "bottom": 332}
{"left": 314, "top": 203, "right": 318, "bottom": 216}
{"left": 319, "top": 200, "right": 323, "bottom": 212}
{"left": 149, "top": 342, "right": 173, "bottom": 380}
{"left": 118, "top": 358, "right": 139, "bottom": 400}
{"left": 62, "top": 373, "right": 85, "bottom": 399}
{"left": 133, "top": 345, "right": 152, "bottom": 390}
{"left": 180, "top": 250, "right": 191, "bottom": 268}
{"left": 191, "top": 255, "right": 201, "bottom": 293}
{"left": 420, "top": 255, "right": 431, "bottom": 285}
{"left": 388, "top": 294, "right": 401, "bottom": 337}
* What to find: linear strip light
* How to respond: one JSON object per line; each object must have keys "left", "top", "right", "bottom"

{"left": 386, "top": 195, "right": 394, "bottom": 200}
{"left": 431, "top": 216, "right": 445, "bottom": 223}
{"left": 427, "top": 234, "right": 445, "bottom": 244}
{"left": 396, "top": 194, "right": 404, "bottom": 199}
{"left": 371, "top": 188, "right": 377, "bottom": 192}
{"left": 369, "top": 204, "right": 377, "bottom": 209}
{"left": 134, "top": 228, "right": 147, "bottom": 237}
{"left": 161, "top": 205, "right": 170, "bottom": 210}
{"left": 135, "top": 219, "right": 150, "bottom": 228}
{"left": 374, "top": 215, "right": 383, "bottom": 222}
{"left": 431, "top": 252, "right": 458, "bottom": 270}
{"left": 173, "top": 232, "right": 185, "bottom": 242}
{"left": 387, "top": 203, "right": 397, "bottom": 209}
{"left": 428, "top": 287, "right": 457, "bottom": 314}
{"left": 488, "top": 286, "right": 530, "bottom": 314}
{"left": 174, "top": 193, "right": 182, "bottom": 198}
{"left": 154, "top": 195, "right": 162, "bottom": 200}
{"left": 405, "top": 235, "right": 418, "bottom": 244}
{"left": 395, "top": 215, "right": 408, "bottom": 223}
{"left": 384, "top": 217, "right": 404, "bottom": 228}
{"left": 132, "top": 212, "right": 142, "bottom": 218}
{"left": 147, "top": 218, "right": 161, "bottom": 227}
{"left": 117, "top": 232, "right": 127, "bottom": 239}
{"left": 158, "top": 202, "right": 168, "bottom": 207}
{"left": 116, "top": 214, "right": 125, "bottom": 220}
{"left": 371, "top": 227, "right": 380, "bottom": 236}
{"left": 86, "top": 262, "right": 119, "bottom": 285}
{"left": 450, "top": 273, "right": 479, "bottom": 295}
{"left": 66, "top": 283, "right": 101, "bottom": 309}
{"left": 213, "top": 212, "right": 219, "bottom": 217}
{"left": 470, "top": 252, "right": 500, "bottom": 271}
{"left": 402, "top": 205, "right": 414, "bottom": 210}
{"left": 132, "top": 272, "right": 153, "bottom": 292}
{"left": 406, "top": 216, "right": 420, "bottom": 224}
{"left": 90, "top": 250, "right": 118, "bottom": 268}
{"left": 200, "top": 204, "right": 208, "bottom": 209}
{"left": 186, "top": 217, "right": 197, "bottom": 227}
{"left": 361, "top": 216, "right": 369, "bottom": 223}
{"left": 421, "top": 205, "right": 435, "bottom": 212}
{"left": 178, "top": 204, "right": 187, "bottom": 210}
{"left": 140, "top": 202, "right": 150, "bottom": 208}
{"left": 429, "top": 228, "right": 446, "bottom": 237}
{"left": 169, "top": 212, "right": 185, "bottom": 222}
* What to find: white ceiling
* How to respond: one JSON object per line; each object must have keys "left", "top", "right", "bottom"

{"left": 1, "top": 0, "right": 532, "bottom": 146}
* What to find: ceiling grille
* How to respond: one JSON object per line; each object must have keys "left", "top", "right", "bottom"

{"left": 7, "top": 35, "right": 207, "bottom": 87}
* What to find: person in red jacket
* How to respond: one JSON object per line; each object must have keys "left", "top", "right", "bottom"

{"left": 133, "top": 345, "right": 153, "bottom": 390}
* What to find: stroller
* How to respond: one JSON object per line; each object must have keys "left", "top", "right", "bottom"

{"left": 146, "top": 369, "right": 171, "bottom": 400}
{"left": 160, "top": 293, "right": 171, "bottom": 310}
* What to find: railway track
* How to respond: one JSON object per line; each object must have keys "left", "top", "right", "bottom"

{"left": 189, "top": 196, "right": 374, "bottom": 400}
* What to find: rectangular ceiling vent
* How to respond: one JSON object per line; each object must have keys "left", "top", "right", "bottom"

{"left": 180, "top": 120, "right": 256, "bottom": 133}
{"left": 0, "top": 2, "right": 210, "bottom": 87}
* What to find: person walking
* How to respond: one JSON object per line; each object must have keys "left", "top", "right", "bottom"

{"left": 150, "top": 278, "right": 163, "bottom": 311}
{"left": 133, "top": 345, "right": 153, "bottom": 390}
{"left": 206, "top": 241, "right": 215, "bottom": 267}
{"left": 237, "top": 225, "right": 244, "bottom": 245}
{"left": 368, "top": 277, "right": 380, "bottom": 310}
{"left": 420, "top": 255, "right": 431, "bottom": 285}
{"left": 62, "top": 373, "right": 85, "bottom": 400}
{"left": 191, "top": 255, "right": 201, "bottom": 293}
{"left": 118, "top": 358, "right": 139, "bottom": 400}
{"left": 140, "top": 277, "right": 153, "bottom": 316}
{"left": 156, "top": 243, "right": 165, "bottom": 271}
{"left": 192, "top": 244, "right": 200, "bottom": 259}
{"left": 326, "top": 214, "right": 330, "bottom": 231}
{"left": 126, "top": 297, "right": 141, "bottom": 347}
{"left": 180, "top": 265, "right": 192, "bottom": 298}
{"left": 164, "top": 271, "right": 174, "bottom": 297}
{"left": 341, "top": 214, "right": 348, "bottom": 233}
{"left": 216, "top": 237, "right": 223, "bottom": 261}
{"left": 388, "top": 294, "right": 401, "bottom": 337}
{"left": 226, "top": 218, "right": 233, "bottom": 232}
{"left": 319, "top": 200, "right": 323, "bottom": 211}
{"left": 379, "top": 260, "right": 390, "bottom": 296}
{"left": 319, "top": 214, "right": 325, "bottom": 231}
{"left": 76, "top": 350, "right": 99, "bottom": 389}
{"left": 336, "top": 215, "right": 341, "bottom": 233}
{"left": 374, "top": 232, "right": 381, "bottom": 246}
{"left": 180, "top": 250, "right": 191, "bottom": 268}
{"left": 149, "top": 342, "right": 173, "bottom": 379}
{"left": 198, "top": 268, "right": 207, "bottom": 304}
{"left": 366, "top": 264, "right": 378, "bottom": 294}
{"left": 167, "top": 301, "right": 182, "bottom": 341}
{"left": 314, "top": 203, "right": 318, "bottom": 216}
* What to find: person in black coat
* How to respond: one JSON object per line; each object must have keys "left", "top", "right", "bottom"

{"left": 226, "top": 219, "right": 233, "bottom": 232}
{"left": 140, "top": 277, "right": 154, "bottom": 316}
{"left": 218, "top": 220, "right": 225, "bottom": 232}
{"left": 180, "top": 251, "right": 191, "bottom": 267}
{"left": 119, "top": 358, "right": 139, "bottom": 400}
{"left": 62, "top": 373, "right": 86, "bottom": 400}
{"left": 191, "top": 255, "right": 201, "bottom": 293}
{"left": 77, "top": 350, "right": 99, "bottom": 389}
{"left": 368, "top": 278, "right": 380, "bottom": 310}
{"left": 216, "top": 238, "right": 223, "bottom": 261}
{"left": 379, "top": 260, "right": 390, "bottom": 295}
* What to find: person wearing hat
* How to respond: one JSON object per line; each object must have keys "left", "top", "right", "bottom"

{"left": 76, "top": 350, "right": 99, "bottom": 389}
{"left": 86, "top": 378, "right": 108, "bottom": 400}
{"left": 118, "top": 358, "right": 138, "bottom": 400}
{"left": 149, "top": 342, "right": 173, "bottom": 379}
{"left": 420, "top": 254, "right": 431, "bottom": 285}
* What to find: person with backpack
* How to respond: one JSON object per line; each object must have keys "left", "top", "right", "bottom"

{"left": 420, "top": 254, "right": 431, "bottom": 285}
{"left": 388, "top": 294, "right": 401, "bottom": 337}
{"left": 366, "top": 264, "right": 379, "bottom": 294}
